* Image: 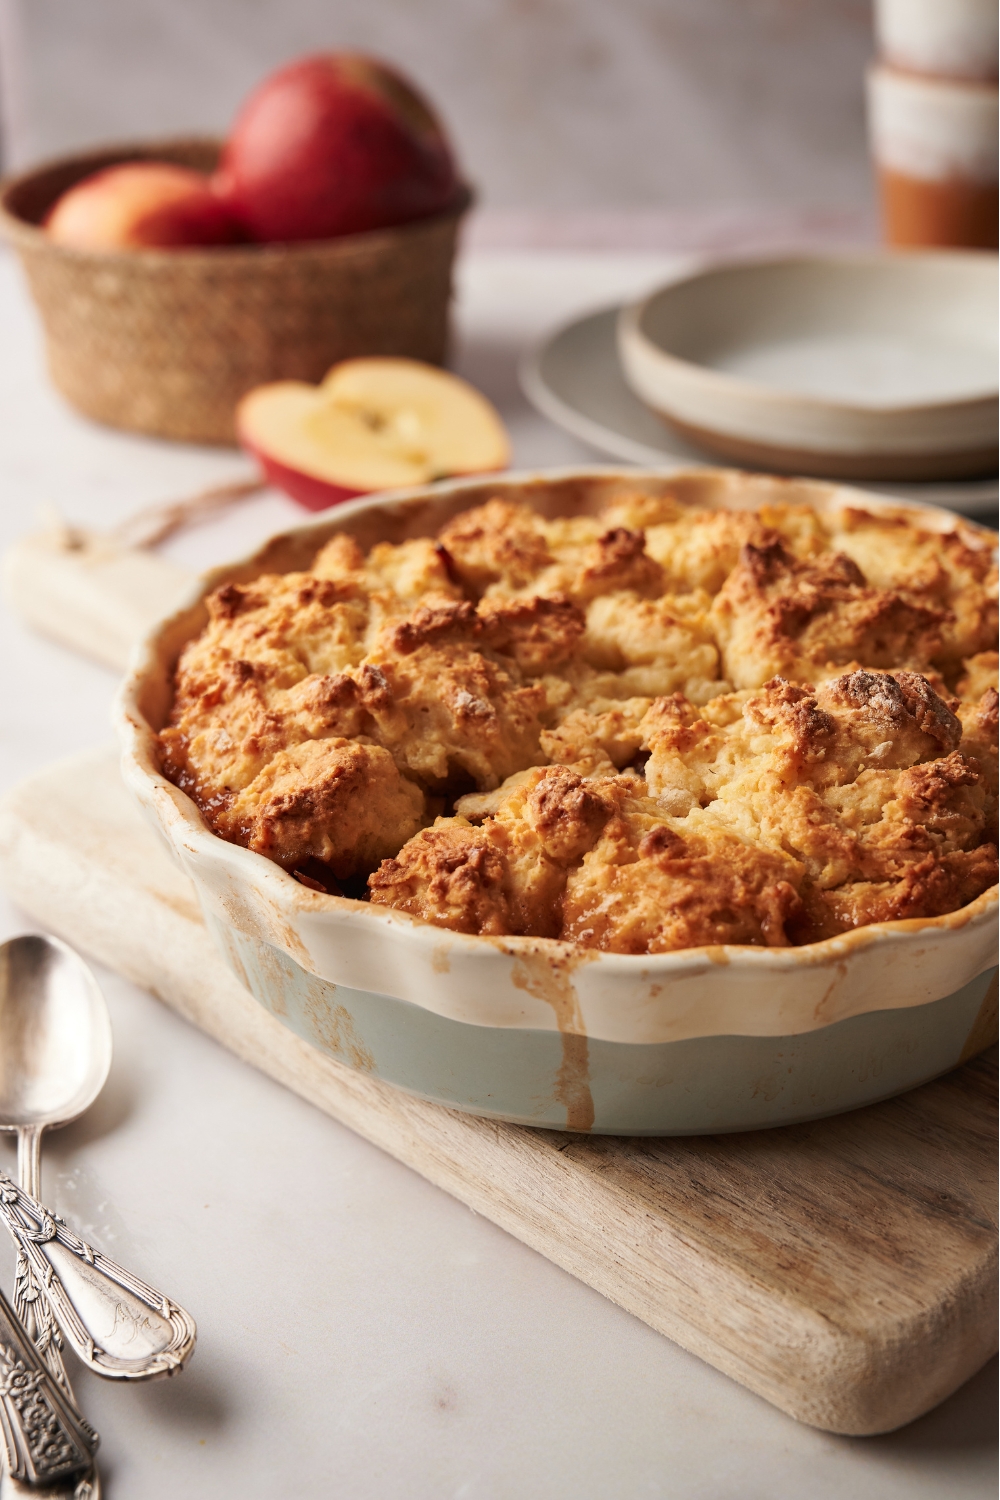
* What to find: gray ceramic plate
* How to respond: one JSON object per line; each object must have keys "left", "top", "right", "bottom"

{"left": 520, "top": 305, "right": 999, "bottom": 516}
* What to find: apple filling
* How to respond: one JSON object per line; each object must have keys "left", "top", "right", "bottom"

{"left": 160, "top": 488, "right": 998, "bottom": 951}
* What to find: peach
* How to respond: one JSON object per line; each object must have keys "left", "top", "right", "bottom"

{"left": 237, "top": 357, "right": 510, "bottom": 510}
{"left": 215, "top": 53, "right": 461, "bottom": 243}
{"left": 45, "top": 163, "right": 244, "bottom": 251}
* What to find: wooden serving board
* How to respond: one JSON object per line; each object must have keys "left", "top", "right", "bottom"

{"left": 0, "top": 745, "right": 995, "bottom": 1438}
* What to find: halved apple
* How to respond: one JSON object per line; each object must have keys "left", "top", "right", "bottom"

{"left": 236, "top": 357, "right": 510, "bottom": 511}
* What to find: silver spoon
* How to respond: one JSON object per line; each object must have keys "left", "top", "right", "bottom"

{"left": 0, "top": 935, "right": 196, "bottom": 1383}
{"left": 0, "top": 1275, "right": 97, "bottom": 1495}
{"left": 0, "top": 934, "right": 103, "bottom": 1500}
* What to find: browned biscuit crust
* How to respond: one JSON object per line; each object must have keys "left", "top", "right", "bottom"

{"left": 161, "top": 489, "right": 998, "bottom": 949}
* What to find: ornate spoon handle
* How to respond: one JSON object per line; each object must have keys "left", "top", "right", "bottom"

{"left": 0, "top": 1173, "right": 196, "bottom": 1382}
{"left": 12, "top": 1129, "right": 74, "bottom": 1399}
{"left": 11, "top": 1129, "right": 100, "bottom": 1500}
{"left": 0, "top": 1283, "right": 97, "bottom": 1485}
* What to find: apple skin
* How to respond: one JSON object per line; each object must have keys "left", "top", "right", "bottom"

{"left": 45, "top": 163, "right": 245, "bottom": 250}
{"left": 215, "top": 53, "right": 461, "bottom": 243}
{"left": 241, "top": 439, "right": 364, "bottom": 512}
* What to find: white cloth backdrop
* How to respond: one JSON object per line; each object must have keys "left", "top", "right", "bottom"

{"left": 0, "top": 0, "right": 876, "bottom": 232}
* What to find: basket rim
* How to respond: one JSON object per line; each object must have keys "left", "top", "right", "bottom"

{"left": 0, "top": 135, "right": 474, "bottom": 263}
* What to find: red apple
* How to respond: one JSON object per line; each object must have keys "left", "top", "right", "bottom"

{"left": 237, "top": 357, "right": 510, "bottom": 510}
{"left": 45, "top": 163, "right": 244, "bottom": 250}
{"left": 215, "top": 53, "right": 461, "bottom": 243}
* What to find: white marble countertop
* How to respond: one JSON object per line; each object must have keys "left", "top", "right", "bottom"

{"left": 0, "top": 245, "right": 995, "bottom": 1498}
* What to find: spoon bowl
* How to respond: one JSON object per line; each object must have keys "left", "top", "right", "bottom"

{"left": 0, "top": 934, "right": 113, "bottom": 1134}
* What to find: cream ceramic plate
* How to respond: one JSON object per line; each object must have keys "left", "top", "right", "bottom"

{"left": 520, "top": 305, "right": 999, "bottom": 515}
{"left": 617, "top": 253, "right": 998, "bottom": 481}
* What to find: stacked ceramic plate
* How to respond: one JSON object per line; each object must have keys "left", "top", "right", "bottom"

{"left": 523, "top": 251, "right": 999, "bottom": 503}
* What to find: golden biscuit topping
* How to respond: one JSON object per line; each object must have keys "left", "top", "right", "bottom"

{"left": 161, "top": 488, "right": 998, "bottom": 949}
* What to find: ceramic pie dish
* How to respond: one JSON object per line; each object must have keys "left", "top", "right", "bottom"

{"left": 617, "top": 254, "right": 999, "bottom": 481}
{"left": 116, "top": 467, "right": 999, "bottom": 1134}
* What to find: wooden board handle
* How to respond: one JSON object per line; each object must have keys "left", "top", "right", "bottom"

{"left": 2, "top": 526, "right": 195, "bottom": 674}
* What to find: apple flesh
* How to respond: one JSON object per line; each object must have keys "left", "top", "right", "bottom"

{"left": 237, "top": 358, "right": 510, "bottom": 510}
{"left": 215, "top": 53, "right": 461, "bottom": 243}
{"left": 45, "top": 163, "right": 244, "bottom": 250}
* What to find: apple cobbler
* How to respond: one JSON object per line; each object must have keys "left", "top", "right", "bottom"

{"left": 160, "top": 487, "right": 999, "bottom": 952}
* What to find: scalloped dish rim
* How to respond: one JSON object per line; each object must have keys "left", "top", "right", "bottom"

{"left": 115, "top": 465, "right": 999, "bottom": 1046}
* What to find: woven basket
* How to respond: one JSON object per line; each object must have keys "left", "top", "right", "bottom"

{"left": 0, "top": 139, "right": 471, "bottom": 445}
